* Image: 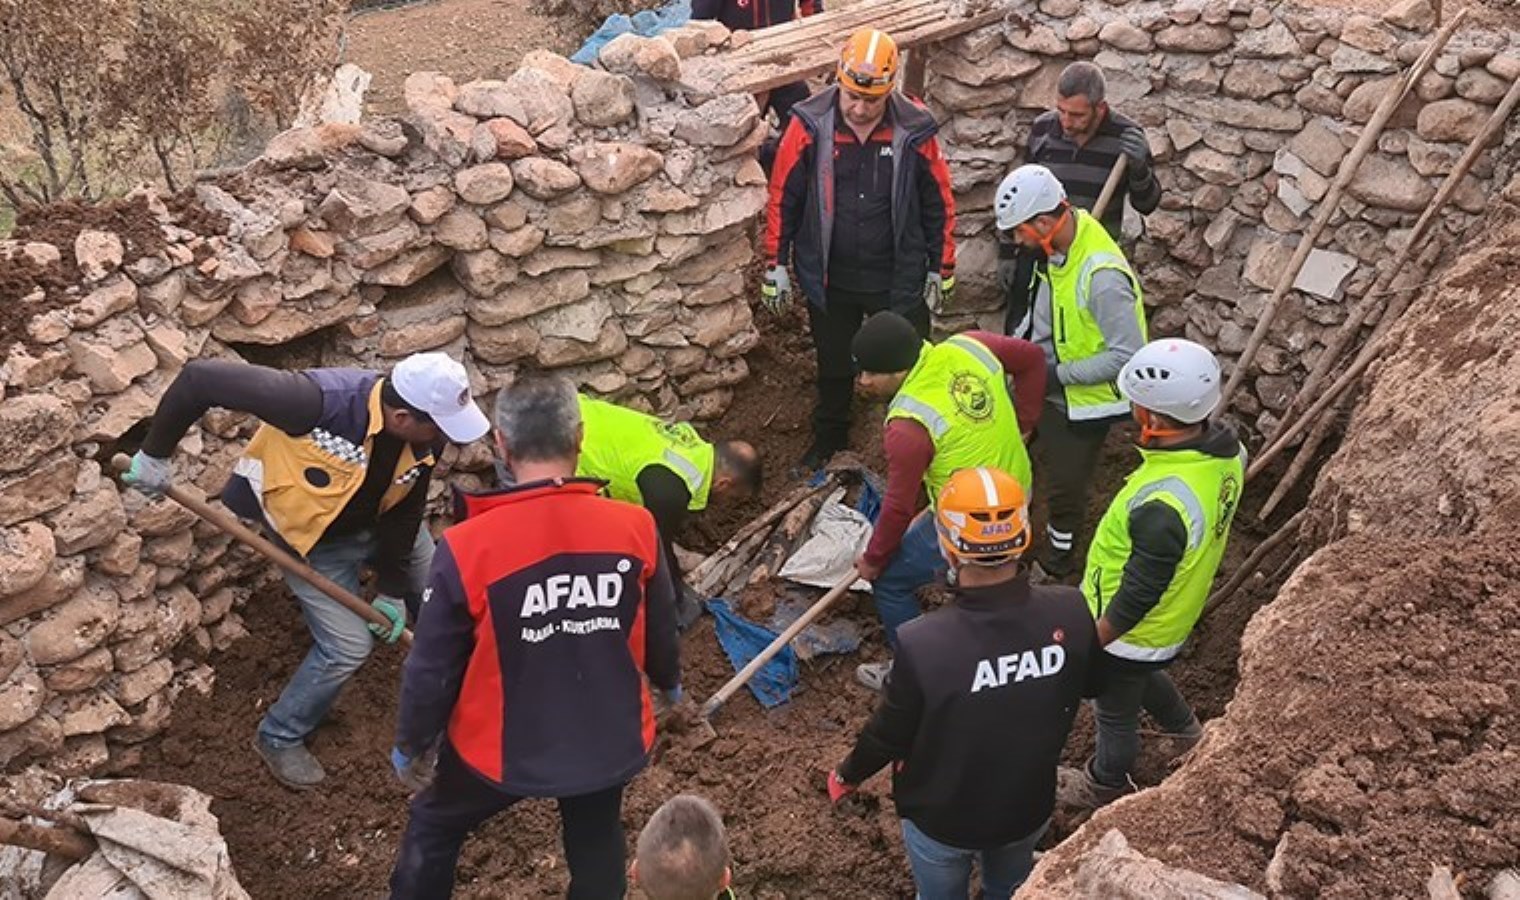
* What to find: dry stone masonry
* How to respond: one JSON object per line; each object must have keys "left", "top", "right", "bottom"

{"left": 927, "top": 0, "right": 1518, "bottom": 436}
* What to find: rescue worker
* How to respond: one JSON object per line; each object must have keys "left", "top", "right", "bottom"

{"left": 995, "top": 163, "right": 1147, "bottom": 581}
{"left": 573, "top": 393, "right": 762, "bottom": 625}
{"left": 762, "top": 27, "right": 957, "bottom": 471}
{"left": 632, "top": 795, "right": 734, "bottom": 900}
{"left": 1064, "top": 338, "right": 1244, "bottom": 807}
{"left": 122, "top": 352, "right": 489, "bottom": 790}
{"left": 828, "top": 467, "right": 1103, "bottom": 899}
{"left": 848, "top": 311, "right": 1045, "bottom": 689}
{"left": 1002, "top": 61, "right": 1160, "bottom": 334}
{"left": 388, "top": 374, "right": 681, "bottom": 900}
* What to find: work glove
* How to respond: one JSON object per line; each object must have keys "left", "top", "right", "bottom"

{"left": 1046, "top": 359, "right": 1061, "bottom": 392}
{"left": 391, "top": 745, "right": 437, "bottom": 793}
{"left": 1118, "top": 127, "right": 1153, "bottom": 181}
{"left": 121, "top": 451, "right": 174, "bottom": 497}
{"left": 826, "top": 769, "right": 857, "bottom": 806}
{"left": 368, "top": 595, "right": 406, "bottom": 644}
{"left": 923, "top": 273, "right": 954, "bottom": 315}
{"left": 760, "top": 264, "right": 791, "bottom": 315}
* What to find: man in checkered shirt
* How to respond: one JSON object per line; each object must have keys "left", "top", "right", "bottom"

{"left": 124, "top": 352, "right": 489, "bottom": 791}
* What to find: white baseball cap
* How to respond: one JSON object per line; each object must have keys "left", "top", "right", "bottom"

{"left": 390, "top": 353, "right": 490, "bottom": 443}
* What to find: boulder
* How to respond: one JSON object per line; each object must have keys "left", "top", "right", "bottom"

{"left": 1348, "top": 154, "right": 1435, "bottom": 212}
{"left": 599, "top": 34, "right": 682, "bottom": 82}
{"left": 455, "top": 162, "right": 516, "bottom": 205}
{"left": 570, "top": 142, "right": 664, "bottom": 194}
{"left": 510, "top": 158, "right": 583, "bottom": 200}
{"left": 505, "top": 67, "right": 575, "bottom": 134}
{"left": 674, "top": 94, "right": 760, "bottom": 148}
{"left": 0, "top": 395, "right": 75, "bottom": 475}
{"left": 454, "top": 79, "right": 527, "bottom": 121}
{"left": 572, "top": 70, "right": 637, "bottom": 127}
{"left": 319, "top": 174, "right": 412, "bottom": 237}
{"left": 0, "top": 521, "right": 55, "bottom": 597}
{"left": 1184, "top": 147, "right": 1247, "bottom": 185}
{"left": 478, "top": 117, "right": 538, "bottom": 160}
{"left": 74, "top": 230, "right": 123, "bottom": 282}
{"left": 521, "top": 50, "right": 584, "bottom": 91}
{"left": 1417, "top": 98, "right": 1490, "bottom": 143}
{"left": 24, "top": 578, "right": 120, "bottom": 666}
{"left": 48, "top": 485, "right": 127, "bottom": 556}
{"left": 536, "top": 320, "right": 627, "bottom": 368}
{"left": 403, "top": 71, "right": 458, "bottom": 115}
{"left": 661, "top": 184, "right": 767, "bottom": 235}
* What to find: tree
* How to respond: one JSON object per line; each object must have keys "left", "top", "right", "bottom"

{"left": 0, "top": 0, "right": 346, "bottom": 209}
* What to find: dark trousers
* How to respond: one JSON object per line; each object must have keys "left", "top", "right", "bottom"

{"left": 1092, "top": 661, "right": 1197, "bottom": 788}
{"left": 807, "top": 287, "right": 929, "bottom": 451}
{"left": 1036, "top": 401, "right": 1113, "bottom": 572}
{"left": 1000, "top": 250, "right": 1040, "bottom": 337}
{"left": 389, "top": 745, "right": 628, "bottom": 900}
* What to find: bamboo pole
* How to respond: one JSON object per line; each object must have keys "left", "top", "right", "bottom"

{"left": 1216, "top": 9, "right": 1468, "bottom": 414}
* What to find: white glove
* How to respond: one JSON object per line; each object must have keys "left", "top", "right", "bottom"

{"left": 122, "top": 451, "right": 174, "bottom": 497}
{"left": 924, "top": 273, "right": 955, "bottom": 315}
{"left": 760, "top": 265, "right": 792, "bottom": 315}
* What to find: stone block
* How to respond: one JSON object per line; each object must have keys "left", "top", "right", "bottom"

{"left": 489, "top": 225, "right": 547, "bottom": 258}
{"left": 25, "top": 578, "right": 120, "bottom": 666}
{"left": 454, "top": 79, "right": 526, "bottom": 121}
{"left": 661, "top": 184, "right": 766, "bottom": 236}
{"left": 467, "top": 320, "right": 540, "bottom": 364}
{"left": 1183, "top": 147, "right": 1247, "bottom": 185}
{"left": 0, "top": 454, "right": 78, "bottom": 527}
{"left": 116, "top": 657, "right": 174, "bottom": 707}
{"left": 1417, "top": 98, "right": 1490, "bottom": 143}
{"left": 1383, "top": 0, "right": 1436, "bottom": 30}
{"left": 546, "top": 195, "right": 604, "bottom": 236}
{"left": 521, "top": 248, "right": 600, "bottom": 278}
{"left": 67, "top": 317, "right": 158, "bottom": 394}
{"left": 572, "top": 70, "right": 637, "bottom": 127}
{"left": 510, "top": 158, "right": 582, "bottom": 200}
{"left": 1223, "top": 62, "right": 1289, "bottom": 99}
{"left": 1237, "top": 20, "right": 1299, "bottom": 58}
{"left": 599, "top": 34, "right": 682, "bottom": 82}
{"left": 1165, "top": 96, "right": 1304, "bottom": 131}
{"left": 478, "top": 117, "right": 539, "bottom": 161}
{"left": 1098, "top": 20, "right": 1154, "bottom": 53}
{"left": 455, "top": 163, "right": 516, "bottom": 205}
{"left": 1343, "top": 76, "right": 1421, "bottom": 126}
{"left": 54, "top": 691, "right": 129, "bottom": 736}
{"left": 339, "top": 218, "right": 422, "bottom": 268}
{"left": 0, "top": 520, "right": 55, "bottom": 598}
{"left": 505, "top": 67, "right": 575, "bottom": 134}
{"left": 211, "top": 291, "right": 362, "bottom": 345}
{"left": 74, "top": 230, "right": 123, "bottom": 282}
{"left": 434, "top": 208, "right": 490, "bottom": 251}
{"left": 570, "top": 142, "right": 664, "bottom": 194}
{"left": 44, "top": 647, "right": 114, "bottom": 694}
{"left": 409, "top": 185, "right": 458, "bottom": 225}
{"left": 364, "top": 245, "right": 453, "bottom": 287}
{"left": 319, "top": 174, "right": 412, "bottom": 237}
{"left": 469, "top": 269, "right": 592, "bottom": 326}
{"left": 452, "top": 248, "right": 518, "bottom": 296}
{"left": 535, "top": 320, "right": 627, "bottom": 368}
{"left": 1156, "top": 23, "right": 1234, "bottom": 52}
{"left": 73, "top": 276, "right": 139, "bottom": 328}
{"left": 1348, "top": 154, "right": 1435, "bottom": 212}
{"left": 674, "top": 94, "right": 759, "bottom": 147}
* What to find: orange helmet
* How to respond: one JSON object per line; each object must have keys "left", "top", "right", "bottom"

{"left": 838, "top": 28, "right": 899, "bottom": 97}
{"left": 935, "top": 467, "right": 1031, "bottom": 565}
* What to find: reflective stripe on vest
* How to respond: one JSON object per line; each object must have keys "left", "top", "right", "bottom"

{"left": 1082, "top": 445, "right": 1245, "bottom": 662}
{"left": 886, "top": 337, "right": 1033, "bottom": 502}
{"left": 1047, "top": 211, "right": 1147, "bottom": 422}
{"left": 575, "top": 395, "right": 715, "bottom": 511}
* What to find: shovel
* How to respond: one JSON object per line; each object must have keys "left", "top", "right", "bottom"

{"left": 111, "top": 454, "right": 414, "bottom": 648}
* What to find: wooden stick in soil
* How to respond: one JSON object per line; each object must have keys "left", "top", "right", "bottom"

{"left": 109, "top": 455, "right": 413, "bottom": 648}
{"left": 1257, "top": 392, "right": 1353, "bottom": 520}
{"left": 687, "top": 477, "right": 836, "bottom": 589}
{"left": 1199, "top": 510, "right": 1306, "bottom": 622}
{"left": 735, "top": 487, "right": 833, "bottom": 592}
{"left": 1261, "top": 68, "right": 1520, "bottom": 451}
{"left": 0, "top": 817, "right": 95, "bottom": 860}
{"left": 701, "top": 571, "right": 857, "bottom": 719}
{"left": 1215, "top": 9, "right": 1468, "bottom": 414}
{"left": 696, "top": 525, "right": 777, "bottom": 598}
{"left": 1091, "top": 155, "right": 1128, "bottom": 222}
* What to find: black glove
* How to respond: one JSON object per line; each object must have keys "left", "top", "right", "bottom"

{"left": 1046, "top": 359, "right": 1061, "bottom": 390}
{"left": 1118, "top": 128, "right": 1152, "bottom": 181}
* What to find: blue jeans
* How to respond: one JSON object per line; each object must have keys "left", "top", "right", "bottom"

{"left": 900, "top": 817, "right": 1047, "bottom": 900}
{"left": 258, "top": 524, "right": 434, "bottom": 748}
{"left": 873, "top": 512, "right": 945, "bottom": 649}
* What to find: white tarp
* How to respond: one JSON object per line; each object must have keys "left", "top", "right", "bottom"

{"left": 777, "top": 494, "right": 874, "bottom": 593}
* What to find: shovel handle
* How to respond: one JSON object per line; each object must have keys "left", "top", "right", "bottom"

{"left": 1092, "top": 155, "right": 1128, "bottom": 223}
{"left": 700, "top": 570, "right": 856, "bottom": 719}
{"left": 111, "top": 454, "right": 413, "bottom": 648}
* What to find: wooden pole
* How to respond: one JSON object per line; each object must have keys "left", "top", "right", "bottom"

{"left": 0, "top": 817, "right": 95, "bottom": 860}
{"left": 1216, "top": 9, "right": 1468, "bottom": 414}
{"left": 687, "top": 477, "right": 836, "bottom": 589}
{"left": 1258, "top": 392, "right": 1352, "bottom": 519}
{"left": 111, "top": 455, "right": 413, "bottom": 647}
{"left": 1092, "top": 156, "right": 1129, "bottom": 222}
{"left": 1199, "top": 510, "right": 1306, "bottom": 622}
{"left": 701, "top": 571, "right": 856, "bottom": 719}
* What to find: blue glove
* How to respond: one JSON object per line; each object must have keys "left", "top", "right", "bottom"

{"left": 391, "top": 746, "right": 436, "bottom": 792}
{"left": 121, "top": 451, "right": 174, "bottom": 497}
{"left": 368, "top": 595, "right": 406, "bottom": 644}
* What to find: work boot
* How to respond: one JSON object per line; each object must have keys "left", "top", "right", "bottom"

{"left": 252, "top": 735, "right": 325, "bottom": 790}
{"left": 797, "top": 438, "right": 845, "bottom": 475}
{"left": 855, "top": 659, "right": 893, "bottom": 692}
{"left": 1056, "top": 760, "right": 1133, "bottom": 811}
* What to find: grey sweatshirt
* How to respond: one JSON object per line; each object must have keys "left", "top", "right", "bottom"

{"left": 1023, "top": 265, "right": 1145, "bottom": 410}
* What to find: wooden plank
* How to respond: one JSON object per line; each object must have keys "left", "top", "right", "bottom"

{"left": 722, "top": 0, "right": 929, "bottom": 63}
{"left": 736, "top": 6, "right": 944, "bottom": 62}
{"left": 731, "top": 9, "right": 946, "bottom": 72}
{"left": 721, "top": 7, "right": 1004, "bottom": 94}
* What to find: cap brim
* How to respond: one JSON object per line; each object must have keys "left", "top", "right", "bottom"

{"left": 434, "top": 401, "right": 490, "bottom": 443}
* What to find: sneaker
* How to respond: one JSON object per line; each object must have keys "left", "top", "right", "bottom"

{"left": 855, "top": 660, "right": 893, "bottom": 692}
{"left": 252, "top": 735, "right": 325, "bottom": 790}
{"left": 1056, "top": 761, "right": 1132, "bottom": 811}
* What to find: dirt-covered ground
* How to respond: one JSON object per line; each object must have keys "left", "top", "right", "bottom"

{"left": 127, "top": 305, "right": 1286, "bottom": 897}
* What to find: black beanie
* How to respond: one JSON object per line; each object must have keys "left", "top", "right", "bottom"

{"left": 852, "top": 312, "right": 923, "bottom": 373}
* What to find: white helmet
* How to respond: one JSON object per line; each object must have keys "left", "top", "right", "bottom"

{"left": 1117, "top": 339, "right": 1222, "bottom": 424}
{"left": 994, "top": 164, "right": 1067, "bottom": 231}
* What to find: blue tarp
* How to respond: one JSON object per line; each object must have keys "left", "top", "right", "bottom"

{"left": 706, "top": 598, "right": 798, "bottom": 708}
{"left": 570, "top": 0, "right": 693, "bottom": 65}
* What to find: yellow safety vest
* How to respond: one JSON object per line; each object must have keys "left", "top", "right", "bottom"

{"left": 575, "top": 395, "right": 715, "bottom": 510}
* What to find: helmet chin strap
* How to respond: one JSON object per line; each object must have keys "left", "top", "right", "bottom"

{"left": 1020, "top": 204, "right": 1072, "bottom": 259}
{"left": 1136, "top": 407, "right": 1194, "bottom": 446}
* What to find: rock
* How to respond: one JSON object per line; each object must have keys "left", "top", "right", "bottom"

{"left": 433, "top": 208, "right": 489, "bottom": 251}
{"left": 469, "top": 269, "right": 592, "bottom": 326}
{"left": 288, "top": 226, "right": 337, "bottom": 259}
{"left": 0, "top": 454, "right": 78, "bottom": 526}
{"left": 416, "top": 109, "right": 478, "bottom": 167}
{"left": 521, "top": 49, "right": 584, "bottom": 89}
{"left": 599, "top": 34, "right": 682, "bottom": 82}
{"left": 1223, "top": 62, "right": 1288, "bottom": 99}
{"left": 1243, "top": 238, "right": 1293, "bottom": 290}
{"left": 1383, "top": 0, "right": 1436, "bottom": 30}
{"left": 454, "top": 162, "right": 516, "bottom": 205}
{"left": 521, "top": 248, "right": 600, "bottom": 278}
{"left": 572, "top": 70, "right": 637, "bottom": 127}
{"left": 661, "top": 184, "right": 766, "bottom": 236}
{"left": 546, "top": 194, "right": 603, "bottom": 236}
{"left": 338, "top": 218, "right": 421, "bottom": 268}
{"left": 674, "top": 94, "right": 760, "bottom": 147}
{"left": 485, "top": 200, "right": 529, "bottom": 231}
{"left": 66, "top": 317, "right": 157, "bottom": 394}
{"left": 212, "top": 291, "right": 362, "bottom": 345}
{"left": 1406, "top": 135, "right": 1460, "bottom": 176}
{"left": 1097, "top": 20, "right": 1153, "bottom": 52}
{"left": 1296, "top": 83, "right": 1344, "bottom": 117}
{"left": 1184, "top": 147, "right": 1247, "bottom": 185}
{"left": 0, "top": 668, "right": 45, "bottom": 730}
{"left": 1289, "top": 119, "right": 1347, "bottom": 176}
{"left": 930, "top": 46, "right": 1042, "bottom": 87}
{"left": 358, "top": 119, "right": 409, "bottom": 157}
{"left": 1340, "top": 15, "right": 1395, "bottom": 53}
{"left": 0, "top": 521, "right": 55, "bottom": 597}
{"left": 1295, "top": 249, "right": 1359, "bottom": 301}
{"left": 734, "top": 158, "right": 767, "bottom": 187}
{"left": 1293, "top": 763, "right": 1370, "bottom": 829}
{"left": 55, "top": 691, "right": 129, "bottom": 736}
{"left": 48, "top": 485, "right": 127, "bottom": 555}
{"left": 92, "top": 530, "right": 142, "bottom": 578}
{"left": 452, "top": 248, "right": 518, "bottom": 296}
{"left": 489, "top": 225, "right": 547, "bottom": 258}
{"left": 1414, "top": 71, "right": 1455, "bottom": 102}
{"left": 1164, "top": 96, "right": 1304, "bottom": 131}
{"left": 1332, "top": 45, "right": 1398, "bottom": 75}
{"left": 1156, "top": 23, "right": 1234, "bottom": 53}
{"left": 70, "top": 276, "right": 138, "bottom": 329}
{"left": 1417, "top": 98, "right": 1490, "bottom": 143}
{"left": 116, "top": 658, "right": 173, "bottom": 706}
{"left": 477, "top": 118, "right": 539, "bottom": 160}
{"left": 363, "top": 245, "right": 452, "bottom": 287}
{"left": 74, "top": 230, "right": 123, "bottom": 282}
{"left": 570, "top": 142, "right": 664, "bottom": 194}
{"left": 403, "top": 71, "right": 458, "bottom": 115}
{"left": 505, "top": 67, "right": 574, "bottom": 134}
{"left": 1455, "top": 69, "right": 1507, "bottom": 104}
{"left": 1066, "top": 16, "right": 1099, "bottom": 41}
{"left": 510, "top": 158, "right": 582, "bottom": 200}
{"left": 1009, "top": 24, "right": 1069, "bottom": 55}
{"left": 1344, "top": 76, "right": 1421, "bottom": 126}
{"left": 319, "top": 174, "right": 412, "bottom": 237}
{"left": 25, "top": 578, "right": 120, "bottom": 666}
{"left": 532, "top": 296, "right": 616, "bottom": 344}
{"left": 1167, "top": 119, "right": 1204, "bottom": 151}
{"left": 536, "top": 320, "right": 627, "bottom": 368}
{"left": 1238, "top": 20, "right": 1299, "bottom": 57}
{"left": 467, "top": 320, "right": 540, "bottom": 364}
{"left": 1348, "top": 154, "right": 1435, "bottom": 212}
{"left": 409, "top": 185, "right": 457, "bottom": 225}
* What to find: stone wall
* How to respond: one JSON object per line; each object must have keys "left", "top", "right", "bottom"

{"left": 0, "top": 27, "right": 766, "bottom": 775}
{"left": 926, "top": 0, "right": 1519, "bottom": 435}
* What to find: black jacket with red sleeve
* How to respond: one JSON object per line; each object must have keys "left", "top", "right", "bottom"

{"left": 690, "top": 0, "right": 819, "bottom": 33}
{"left": 764, "top": 87, "right": 956, "bottom": 313}
{"left": 396, "top": 478, "right": 681, "bottom": 797}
